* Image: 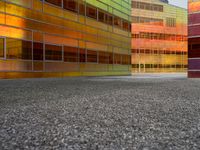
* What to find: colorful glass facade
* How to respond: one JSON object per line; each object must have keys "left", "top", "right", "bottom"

{"left": 188, "top": 0, "right": 200, "bottom": 78}
{"left": 131, "top": 0, "right": 188, "bottom": 73}
{"left": 0, "top": 0, "right": 131, "bottom": 78}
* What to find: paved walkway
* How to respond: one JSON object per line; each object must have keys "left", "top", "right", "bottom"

{"left": 132, "top": 73, "right": 187, "bottom": 79}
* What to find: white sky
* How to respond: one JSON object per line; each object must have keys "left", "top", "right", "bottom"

{"left": 168, "top": 0, "right": 187, "bottom": 9}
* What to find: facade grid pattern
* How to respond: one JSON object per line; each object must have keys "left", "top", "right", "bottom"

{"left": 131, "top": 0, "right": 188, "bottom": 73}
{"left": 188, "top": 0, "right": 200, "bottom": 78}
{"left": 0, "top": 0, "right": 131, "bottom": 78}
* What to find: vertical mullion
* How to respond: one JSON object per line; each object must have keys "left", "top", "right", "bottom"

{"left": 4, "top": 37, "right": 6, "bottom": 59}
{"left": 61, "top": 0, "right": 63, "bottom": 8}
{"left": 43, "top": 34, "right": 45, "bottom": 72}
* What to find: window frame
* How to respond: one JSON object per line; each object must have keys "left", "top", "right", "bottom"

{"left": 0, "top": 37, "right": 6, "bottom": 59}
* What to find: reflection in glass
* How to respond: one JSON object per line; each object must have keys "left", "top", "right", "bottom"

{"left": 99, "top": 51, "right": 109, "bottom": 64}
{"left": 45, "top": 44, "right": 62, "bottom": 61}
{"left": 63, "top": 0, "right": 78, "bottom": 12}
{"left": 33, "top": 42, "right": 43, "bottom": 61}
{"left": 87, "top": 50, "right": 97, "bottom": 63}
{"left": 79, "top": 48, "right": 86, "bottom": 63}
{"left": 114, "top": 53, "right": 121, "bottom": 64}
{"left": 86, "top": 5, "right": 97, "bottom": 19}
{"left": 45, "top": 0, "right": 62, "bottom": 7}
{"left": 64, "top": 46, "right": 78, "bottom": 62}
{"left": 6, "top": 38, "right": 32, "bottom": 60}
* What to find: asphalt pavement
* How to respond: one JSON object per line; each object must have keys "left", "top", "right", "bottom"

{"left": 0, "top": 74, "right": 200, "bottom": 150}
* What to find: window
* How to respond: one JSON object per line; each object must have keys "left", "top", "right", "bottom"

{"left": 86, "top": 5, "right": 97, "bottom": 19}
{"left": 132, "top": 1, "right": 163, "bottom": 12}
{"left": 132, "top": 16, "right": 163, "bottom": 26}
{"left": 122, "top": 55, "right": 126, "bottom": 65}
{"left": 64, "top": 46, "right": 78, "bottom": 62}
{"left": 132, "top": 16, "right": 139, "bottom": 23}
{"left": 132, "top": 32, "right": 185, "bottom": 41}
{"left": 166, "top": 18, "right": 176, "bottom": 27}
{"left": 122, "top": 20, "right": 129, "bottom": 31}
{"left": 122, "top": 55, "right": 131, "bottom": 65}
{"left": 33, "top": 42, "right": 43, "bottom": 61}
{"left": 87, "top": 50, "right": 97, "bottom": 63}
{"left": 145, "top": 3, "right": 151, "bottom": 10}
{"left": 79, "top": 48, "right": 86, "bottom": 62}
{"left": 140, "top": 2, "right": 145, "bottom": 9}
{"left": 63, "top": 0, "right": 78, "bottom": 12}
{"left": 192, "top": 44, "right": 200, "bottom": 50}
{"left": 98, "top": 11, "right": 105, "bottom": 23}
{"left": 79, "top": 1, "right": 85, "bottom": 15}
{"left": 99, "top": 51, "right": 109, "bottom": 64}
{"left": 45, "top": 0, "right": 62, "bottom": 7}
{"left": 43, "top": 0, "right": 130, "bottom": 32}
{"left": 108, "top": 52, "right": 113, "bottom": 64}
{"left": 114, "top": 53, "right": 121, "bottom": 64}
{"left": 0, "top": 38, "right": 4, "bottom": 58}
{"left": 106, "top": 15, "right": 113, "bottom": 25}
{"left": 6, "top": 38, "right": 32, "bottom": 60}
{"left": 132, "top": 1, "right": 138, "bottom": 8}
{"left": 45, "top": 44, "right": 62, "bottom": 61}
{"left": 114, "top": 17, "right": 122, "bottom": 28}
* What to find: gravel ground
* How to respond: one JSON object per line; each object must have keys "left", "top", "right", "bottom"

{"left": 0, "top": 75, "right": 200, "bottom": 150}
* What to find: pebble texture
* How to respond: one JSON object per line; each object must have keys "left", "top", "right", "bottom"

{"left": 0, "top": 75, "right": 200, "bottom": 150}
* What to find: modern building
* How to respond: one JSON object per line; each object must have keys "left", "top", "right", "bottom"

{"left": 131, "top": 0, "right": 188, "bottom": 73}
{"left": 0, "top": 0, "right": 131, "bottom": 78}
{"left": 188, "top": 0, "right": 200, "bottom": 78}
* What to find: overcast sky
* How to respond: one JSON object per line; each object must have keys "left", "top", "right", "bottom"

{"left": 168, "top": 0, "right": 187, "bottom": 9}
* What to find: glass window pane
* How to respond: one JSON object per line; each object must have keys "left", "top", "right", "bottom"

{"left": 0, "top": 38, "right": 4, "bottom": 58}
{"left": 122, "top": 20, "right": 129, "bottom": 31}
{"left": 108, "top": 52, "right": 113, "bottom": 64}
{"left": 64, "top": 46, "right": 78, "bottom": 62}
{"left": 99, "top": 51, "right": 109, "bottom": 64}
{"left": 122, "top": 55, "right": 131, "bottom": 65}
{"left": 45, "top": 0, "right": 62, "bottom": 7}
{"left": 63, "top": 0, "right": 78, "bottom": 12}
{"left": 6, "top": 38, "right": 32, "bottom": 60}
{"left": 114, "top": 17, "right": 122, "bottom": 28}
{"left": 98, "top": 11, "right": 105, "bottom": 23}
{"left": 79, "top": 48, "right": 86, "bottom": 62}
{"left": 86, "top": 5, "right": 97, "bottom": 19}
{"left": 33, "top": 42, "right": 43, "bottom": 61}
{"left": 45, "top": 44, "right": 62, "bottom": 61}
{"left": 114, "top": 53, "right": 121, "bottom": 64}
{"left": 87, "top": 50, "right": 97, "bottom": 63}
{"left": 79, "top": 2, "right": 85, "bottom": 15}
{"left": 106, "top": 15, "right": 113, "bottom": 25}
